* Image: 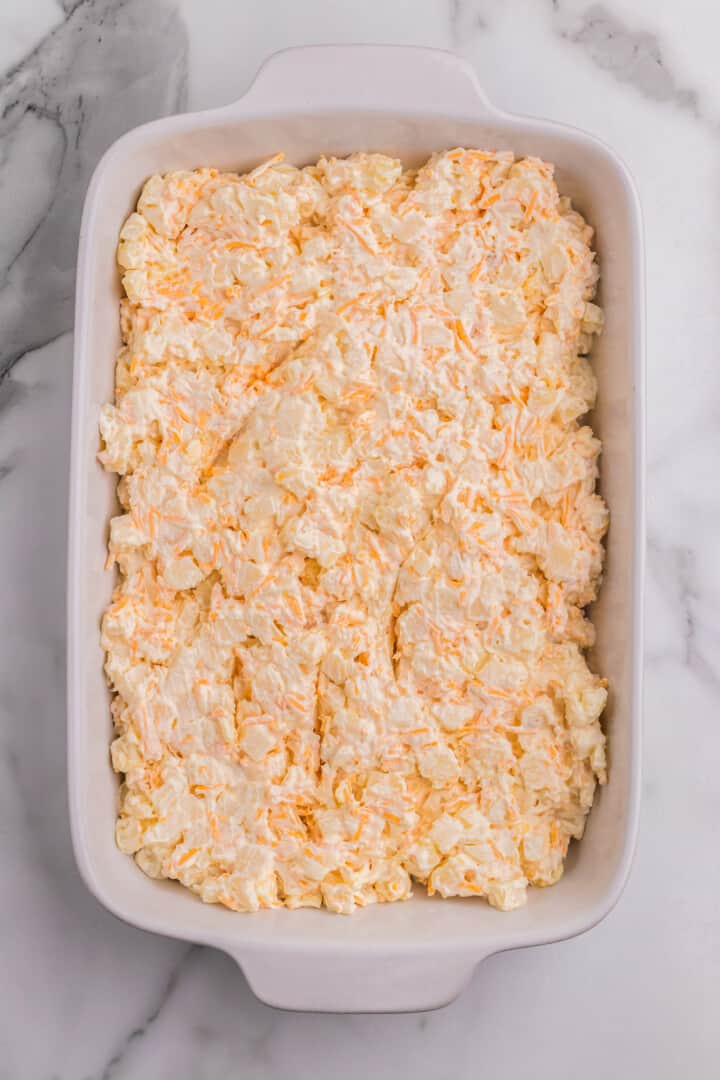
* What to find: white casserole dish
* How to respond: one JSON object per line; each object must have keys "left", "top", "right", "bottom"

{"left": 68, "top": 45, "right": 644, "bottom": 1013}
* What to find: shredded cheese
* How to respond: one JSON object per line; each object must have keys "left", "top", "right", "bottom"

{"left": 101, "top": 150, "right": 608, "bottom": 914}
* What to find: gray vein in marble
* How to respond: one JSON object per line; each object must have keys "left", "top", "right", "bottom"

{"left": 0, "top": 0, "right": 188, "bottom": 382}
{"left": 555, "top": 2, "right": 707, "bottom": 120}
{"left": 96, "top": 945, "right": 198, "bottom": 1080}
{"left": 449, "top": 0, "right": 488, "bottom": 50}
{"left": 647, "top": 539, "right": 720, "bottom": 691}
{"left": 0, "top": 371, "right": 28, "bottom": 414}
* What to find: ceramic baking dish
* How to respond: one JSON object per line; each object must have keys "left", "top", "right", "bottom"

{"left": 68, "top": 44, "right": 644, "bottom": 1013}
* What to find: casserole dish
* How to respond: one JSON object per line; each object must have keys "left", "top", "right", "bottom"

{"left": 68, "top": 44, "right": 644, "bottom": 1013}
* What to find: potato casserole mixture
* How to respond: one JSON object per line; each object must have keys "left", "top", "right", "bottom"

{"left": 100, "top": 149, "right": 608, "bottom": 914}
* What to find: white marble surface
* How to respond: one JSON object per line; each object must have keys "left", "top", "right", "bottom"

{"left": 1, "top": 0, "right": 718, "bottom": 1075}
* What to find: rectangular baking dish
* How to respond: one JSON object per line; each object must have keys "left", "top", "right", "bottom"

{"left": 68, "top": 45, "right": 644, "bottom": 1013}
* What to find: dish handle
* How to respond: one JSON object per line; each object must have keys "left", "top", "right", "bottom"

{"left": 231, "top": 947, "right": 485, "bottom": 1013}
{"left": 233, "top": 45, "right": 498, "bottom": 117}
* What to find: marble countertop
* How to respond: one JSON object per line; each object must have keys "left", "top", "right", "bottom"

{"left": 1, "top": 0, "right": 718, "bottom": 1076}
